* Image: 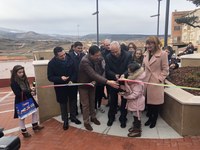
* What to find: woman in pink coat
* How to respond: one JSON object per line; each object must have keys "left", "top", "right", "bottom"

{"left": 143, "top": 36, "right": 169, "bottom": 128}
{"left": 119, "top": 62, "right": 145, "bottom": 137}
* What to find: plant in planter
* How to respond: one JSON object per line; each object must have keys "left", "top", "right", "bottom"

{"left": 167, "top": 66, "right": 200, "bottom": 96}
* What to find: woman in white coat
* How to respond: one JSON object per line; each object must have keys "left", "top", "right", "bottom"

{"left": 143, "top": 36, "right": 169, "bottom": 128}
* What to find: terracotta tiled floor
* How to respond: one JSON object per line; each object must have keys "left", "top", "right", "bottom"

{"left": 1, "top": 87, "right": 200, "bottom": 150}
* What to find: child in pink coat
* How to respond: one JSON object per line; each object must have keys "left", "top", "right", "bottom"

{"left": 119, "top": 62, "right": 145, "bottom": 137}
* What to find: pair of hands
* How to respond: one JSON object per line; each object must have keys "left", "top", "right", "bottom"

{"left": 31, "top": 87, "right": 36, "bottom": 96}
{"left": 107, "top": 74, "right": 125, "bottom": 89}
{"left": 61, "top": 76, "right": 73, "bottom": 84}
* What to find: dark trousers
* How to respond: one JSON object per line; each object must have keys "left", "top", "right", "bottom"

{"left": 68, "top": 86, "right": 78, "bottom": 119}
{"left": 108, "top": 87, "right": 127, "bottom": 122}
{"left": 60, "top": 103, "right": 69, "bottom": 122}
{"left": 147, "top": 104, "right": 160, "bottom": 122}
{"left": 95, "top": 85, "right": 105, "bottom": 109}
{"left": 59, "top": 87, "right": 78, "bottom": 121}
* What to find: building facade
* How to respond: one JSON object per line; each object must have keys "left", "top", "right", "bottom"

{"left": 171, "top": 10, "right": 190, "bottom": 45}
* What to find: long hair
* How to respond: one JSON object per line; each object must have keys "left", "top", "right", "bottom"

{"left": 146, "top": 36, "right": 162, "bottom": 52}
{"left": 10, "top": 65, "right": 28, "bottom": 83}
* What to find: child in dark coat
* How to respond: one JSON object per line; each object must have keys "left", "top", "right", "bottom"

{"left": 10, "top": 65, "right": 44, "bottom": 138}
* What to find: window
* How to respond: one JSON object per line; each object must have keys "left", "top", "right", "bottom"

{"left": 174, "top": 26, "right": 181, "bottom": 31}
{"left": 173, "top": 37, "right": 177, "bottom": 43}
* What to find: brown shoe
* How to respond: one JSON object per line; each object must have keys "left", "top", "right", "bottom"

{"left": 91, "top": 118, "right": 101, "bottom": 125}
{"left": 84, "top": 123, "right": 93, "bottom": 131}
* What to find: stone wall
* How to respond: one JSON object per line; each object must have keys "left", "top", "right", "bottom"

{"left": 33, "top": 60, "right": 60, "bottom": 123}
{"left": 161, "top": 80, "right": 200, "bottom": 136}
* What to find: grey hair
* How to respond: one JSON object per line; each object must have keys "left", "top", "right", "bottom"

{"left": 110, "top": 41, "right": 120, "bottom": 49}
{"left": 104, "top": 39, "right": 111, "bottom": 43}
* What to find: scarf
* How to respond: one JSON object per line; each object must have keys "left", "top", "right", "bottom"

{"left": 15, "top": 77, "right": 31, "bottom": 92}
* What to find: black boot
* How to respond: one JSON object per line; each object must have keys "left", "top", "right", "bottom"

{"left": 145, "top": 105, "right": 153, "bottom": 126}
{"left": 21, "top": 129, "right": 31, "bottom": 138}
{"left": 144, "top": 116, "right": 152, "bottom": 126}
{"left": 150, "top": 113, "right": 158, "bottom": 128}
{"left": 63, "top": 120, "right": 69, "bottom": 130}
{"left": 32, "top": 122, "right": 44, "bottom": 131}
{"left": 149, "top": 105, "right": 159, "bottom": 128}
{"left": 128, "top": 116, "right": 139, "bottom": 132}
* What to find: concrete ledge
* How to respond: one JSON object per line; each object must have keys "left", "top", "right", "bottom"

{"left": 33, "top": 60, "right": 60, "bottom": 123}
{"left": 181, "top": 53, "right": 200, "bottom": 67}
{"left": 161, "top": 80, "right": 200, "bottom": 136}
{"left": 33, "top": 50, "right": 53, "bottom": 60}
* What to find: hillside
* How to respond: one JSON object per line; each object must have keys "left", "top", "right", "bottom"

{"left": 0, "top": 27, "right": 160, "bottom": 52}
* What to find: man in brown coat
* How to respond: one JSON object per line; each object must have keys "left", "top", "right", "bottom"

{"left": 78, "top": 45, "right": 119, "bottom": 131}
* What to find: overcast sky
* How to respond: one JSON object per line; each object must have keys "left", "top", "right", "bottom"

{"left": 0, "top": 0, "right": 198, "bottom": 35}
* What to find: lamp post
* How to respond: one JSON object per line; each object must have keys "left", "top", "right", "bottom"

{"left": 92, "top": 0, "right": 99, "bottom": 46}
{"left": 164, "top": 0, "right": 170, "bottom": 47}
{"left": 150, "top": 0, "right": 162, "bottom": 37}
{"left": 77, "top": 24, "right": 80, "bottom": 40}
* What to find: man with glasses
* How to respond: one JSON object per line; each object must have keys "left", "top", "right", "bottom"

{"left": 47, "top": 47, "right": 81, "bottom": 131}
{"left": 105, "top": 41, "right": 132, "bottom": 128}
{"left": 78, "top": 45, "right": 119, "bottom": 131}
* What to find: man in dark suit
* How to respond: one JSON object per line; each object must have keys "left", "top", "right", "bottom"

{"left": 47, "top": 47, "right": 81, "bottom": 131}
{"left": 68, "top": 41, "right": 85, "bottom": 116}
{"left": 78, "top": 45, "right": 119, "bottom": 131}
{"left": 105, "top": 41, "right": 132, "bottom": 128}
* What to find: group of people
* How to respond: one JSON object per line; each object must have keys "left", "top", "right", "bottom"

{"left": 11, "top": 36, "right": 172, "bottom": 138}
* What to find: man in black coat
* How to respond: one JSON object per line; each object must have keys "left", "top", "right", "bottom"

{"left": 105, "top": 41, "right": 132, "bottom": 128}
{"left": 47, "top": 47, "right": 81, "bottom": 131}
{"left": 68, "top": 41, "right": 85, "bottom": 115}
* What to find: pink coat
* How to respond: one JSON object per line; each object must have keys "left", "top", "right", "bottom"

{"left": 121, "top": 71, "right": 146, "bottom": 119}
{"left": 143, "top": 49, "right": 169, "bottom": 105}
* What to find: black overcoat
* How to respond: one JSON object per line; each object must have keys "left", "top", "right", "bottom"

{"left": 10, "top": 81, "right": 39, "bottom": 118}
{"left": 105, "top": 50, "right": 132, "bottom": 80}
{"left": 47, "top": 54, "right": 75, "bottom": 104}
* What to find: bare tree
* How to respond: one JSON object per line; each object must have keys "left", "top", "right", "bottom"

{"left": 175, "top": 0, "right": 200, "bottom": 28}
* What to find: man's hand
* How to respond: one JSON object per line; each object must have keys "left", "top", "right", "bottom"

{"left": 68, "top": 81, "right": 73, "bottom": 84}
{"left": 106, "top": 80, "right": 119, "bottom": 89}
{"left": 61, "top": 76, "right": 69, "bottom": 81}
{"left": 120, "top": 74, "right": 125, "bottom": 78}
{"left": 115, "top": 74, "right": 120, "bottom": 80}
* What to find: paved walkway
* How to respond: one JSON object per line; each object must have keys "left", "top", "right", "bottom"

{"left": 1, "top": 87, "right": 200, "bottom": 150}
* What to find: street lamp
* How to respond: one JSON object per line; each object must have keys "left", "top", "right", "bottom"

{"left": 164, "top": 0, "right": 170, "bottom": 47}
{"left": 150, "top": 0, "right": 162, "bottom": 37}
{"left": 77, "top": 24, "right": 80, "bottom": 40}
{"left": 92, "top": 0, "right": 99, "bottom": 46}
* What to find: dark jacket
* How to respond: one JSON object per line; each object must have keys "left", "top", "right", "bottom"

{"left": 47, "top": 54, "right": 75, "bottom": 103}
{"left": 105, "top": 50, "right": 132, "bottom": 80}
{"left": 78, "top": 54, "right": 107, "bottom": 87}
{"left": 68, "top": 51, "right": 85, "bottom": 82}
{"left": 10, "top": 81, "right": 39, "bottom": 118}
{"left": 94, "top": 57, "right": 106, "bottom": 85}
{"left": 101, "top": 47, "right": 110, "bottom": 59}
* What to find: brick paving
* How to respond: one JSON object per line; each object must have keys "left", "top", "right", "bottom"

{"left": 1, "top": 87, "right": 200, "bottom": 150}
